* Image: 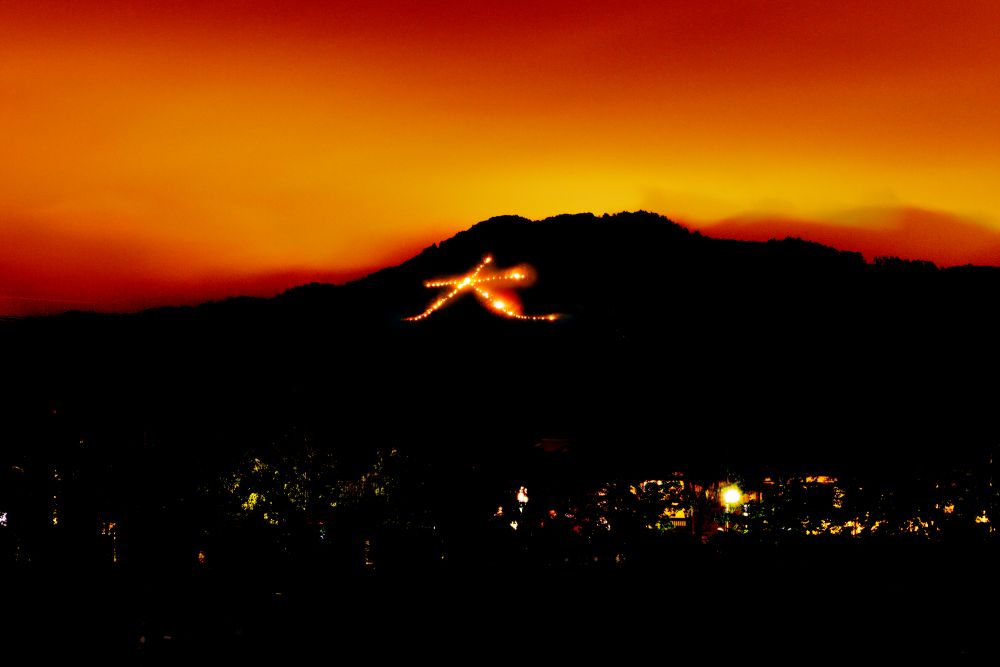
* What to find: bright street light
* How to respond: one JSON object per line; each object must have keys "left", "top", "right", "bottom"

{"left": 721, "top": 485, "right": 742, "bottom": 507}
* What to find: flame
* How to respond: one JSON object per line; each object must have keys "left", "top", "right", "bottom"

{"left": 405, "top": 255, "right": 557, "bottom": 321}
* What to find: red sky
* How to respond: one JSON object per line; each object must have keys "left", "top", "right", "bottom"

{"left": 3, "top": 1, "right": 1000, "bottom": 315}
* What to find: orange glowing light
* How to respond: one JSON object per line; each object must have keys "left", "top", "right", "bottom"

{"left": 405, "top": 255, "right": 557, "bottom": 321}
{"left": 721, "top": 486, "right": 742, "bottom": 507}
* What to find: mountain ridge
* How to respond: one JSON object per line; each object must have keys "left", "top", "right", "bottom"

{"left": 11, "top": 209, "right": 1000, "bottom": 327}
{"left": 2, "top": 210, "right": 999, "bottom": 472}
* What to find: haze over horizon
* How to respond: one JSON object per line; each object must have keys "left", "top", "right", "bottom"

{"left": 4, "top": 1, "right": 1000, "bottom": 315}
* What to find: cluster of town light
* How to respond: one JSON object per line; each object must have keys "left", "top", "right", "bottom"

{"left": 510, "top": 485, "right": 529, "bottom": 531}
{"left": 405, "top": 255, "right": 558, "bottom": 322}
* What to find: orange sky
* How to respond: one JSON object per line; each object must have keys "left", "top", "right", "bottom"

{"left": 3, "top": 1, "right": 1000, "bottom": 315}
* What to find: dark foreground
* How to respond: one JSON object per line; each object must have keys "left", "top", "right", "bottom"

{"left": 6, "top": 541, "right": 996, "bottom": 662}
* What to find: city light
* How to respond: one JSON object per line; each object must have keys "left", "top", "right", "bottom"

{"left": 405, "top": 255, "right": 558, "bottom": 321}
{"left": 721, "top": 485, "right": 742, "bottom": 507}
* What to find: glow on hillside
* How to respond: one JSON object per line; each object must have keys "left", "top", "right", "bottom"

{"left": 405, "top": 255, "right": 557, "bottom": 322}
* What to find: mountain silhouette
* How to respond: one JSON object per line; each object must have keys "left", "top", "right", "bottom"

{"left": 700, "top": 207, "right": 1000, "bottom": 268}
{"left": 2, "top": 211, "right": 999, "bottom": 474}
